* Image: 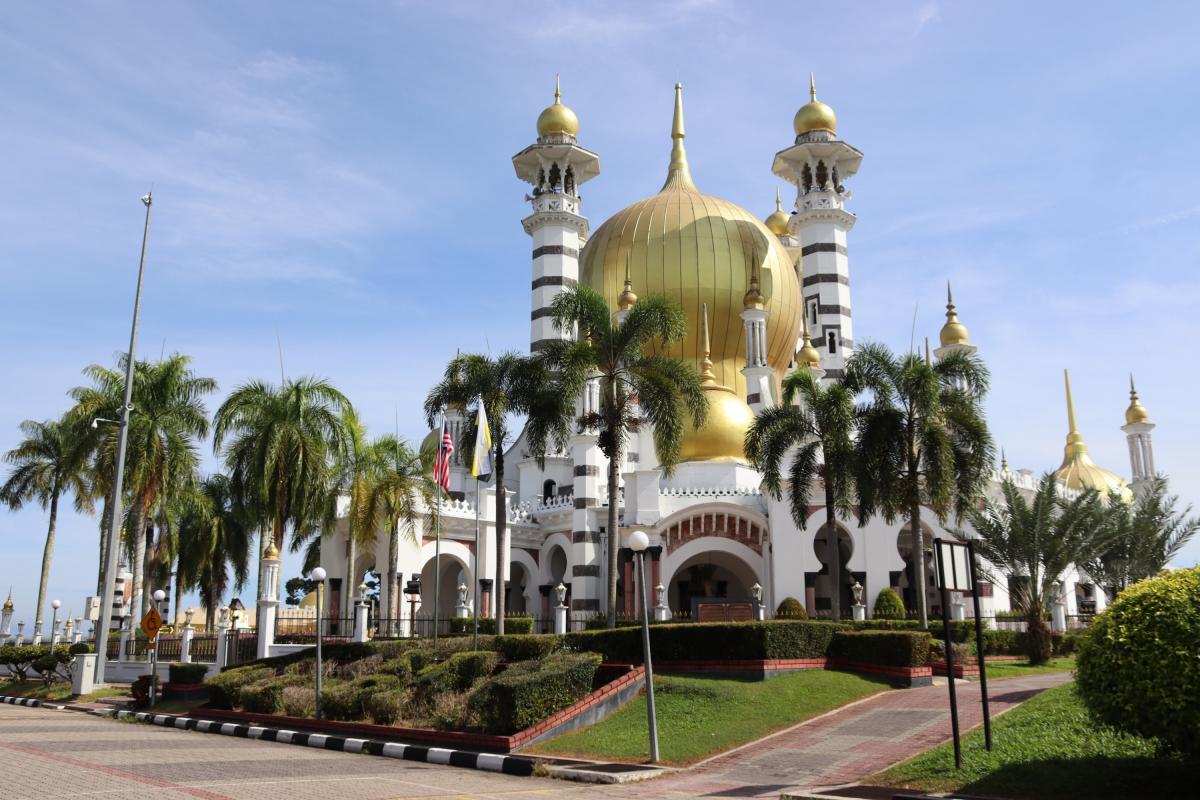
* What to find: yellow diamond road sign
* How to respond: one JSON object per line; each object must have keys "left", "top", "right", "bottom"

{"left": 141, "top": 606, "right": 163, "bottom": 640}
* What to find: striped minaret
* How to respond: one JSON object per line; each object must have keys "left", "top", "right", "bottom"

{"left": 569, "top": 376, "right": 604, "bottom": 615}
{"left": 512, "top": 77, "right": 601, "bottom": 352}
{"left": 772, "top": 74, "right": 863, "bottom": 378}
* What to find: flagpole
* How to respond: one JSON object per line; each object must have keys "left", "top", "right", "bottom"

{"left": 472, "top": 481, "right": 481, "bottom": 651}
{"left": 433, "top": 481, "right": 442, "bottom": 656}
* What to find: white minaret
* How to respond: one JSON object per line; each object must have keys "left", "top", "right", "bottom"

{"left": 772, "top": 75, "right": 862, "bottom": 378}
{"left": 512, "top": 77, "right": 601, "bottom": 353}
{"left": 934, "top": 282, "right": 977, "bottom": 392}
{"left": 1122, "top": 376, "right": 1156, "bottom": 488}
{"left": 1, "top": 589, "right": 13, "bottom": 644}
{"left": 740, "top": 260, "right": 775, "bottom": 411}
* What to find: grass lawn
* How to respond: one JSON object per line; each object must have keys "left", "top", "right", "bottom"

{"left": 529, "top": 669, "right": 890, "bottom": 766}
{"left": 0, "top": 678, "right": 128, "bottom": 704}
{"left": 873, "top": 683, "right": 1199, "bottom": 800}
{"left": 983, "top": 657, "right": 1075, "bottom": 680}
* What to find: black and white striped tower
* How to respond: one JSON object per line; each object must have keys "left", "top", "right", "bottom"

{"left": 512, "top": 77, "right": 601, "bottom": 352}
{"left": 772, "top": 75, "right": 863, "bottom": 378}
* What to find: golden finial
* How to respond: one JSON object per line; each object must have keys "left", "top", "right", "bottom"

{"left": 1000, "top": 448, "right": 1009, "bottom": 472}
{"left": 1062, "top": 368, "right": 1089, "bottom": 459}
{"left": 618, "top": 255, "right": 638, "bottom": 311}
{"left": 775, "top": 186, "right": 782, "bottom": 211}
{"left": 810, "top": 72, "right": 817, "bottom": 102}
{"left": 264, "top": 539, "right": 280, "bottom": 560}
{"left": 537, "top": 74, "right": 579, "bottom": 137}
{"left": 699, "top": 302, "right": 716, "bottom": 385}
{"left": 797, "top": 310, "right": 821, "bottom": 369}
{"left": 554, "top": 73, "right": 561, "bottom": 103}
{"left": 765, "top": 186, "right": 790, "bottom": 235}
{"left": 2, "top": 587, "right": 12, "bottom": 611}
{"left": 939, "top": 280, "right": 970, "bottom": 346}
{"left": 1125, "top": 373, "right": 1150, "bottom": 424}
{"left": 794, "top": 72, "right": 838, "bottom": 136}
{"left": 662, "top": 82, "right": 697, "bottom": 191}
{"left": 743, "top": 249, "right": 765, "bottom": 309}
{"left": 924, "top": 336, "right": 932, "bottom": 367}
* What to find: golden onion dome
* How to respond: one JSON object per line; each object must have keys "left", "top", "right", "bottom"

{"left": 939, "top": 282, "right": 970, "bottom": 347}
{"left": 793, "top": 73, "right": 837, "bottom": 136}
{"left": 677, "top": 304, "right": 755, "bottom": 462}
{"left": 618, "top": 261, "right": 638, "bottom": 311}
{"left": 764, "top": 187, "right": 791, "bottom": 236}
{"left": 419, "top": 427, "right": 440, "bottom": 476}
{"left": 578, "top": 83, "right": 802, "bottom": 416}
{"left": 1056, "top": 370, "right": 1132, "bottom": 503}
{"left": 796, "top": 312, "right": 821, "bottom": 369}
{"left": 263, "top": 540, "right": 280, "bottom": 560}
{"left": 1125, "top": 376, "right": 1150, "bottom": 425}
{"left": 2, "top": 589, "right": 12, "bottom": 611}
{"left": 536, "top": 75, "right": 579, "bottom": 138}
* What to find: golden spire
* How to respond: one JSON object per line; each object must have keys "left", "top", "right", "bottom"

{"left": 743, "top": 250, "right": 765, "bottom": 308}
{"left": 618, "top": 256, "right": 638, "bottom": 311}
{"left": 662, "top": 83, "right": 697, "bottom": 191}
{"left": 764, "top": 186, "right": 791, "bottom": 235}
{"left": 555, "top": 73, "right": 561, "bottom": 102}
{"left": 1063, "top": 368, "right": 1087, "bottom": 458}
{"left": 264, "top": 538, "right": 280, "bottom": 560}
{"left": 2, "top": 587, "right": 12, "bottom": 611}
{"left": 699, "top": 302, "right": 716, "bottom": 385}
{"left": 1125, "top": 373, "right": 1151, "bottom": 424}
{"left": 810, "top": 71, "right": 817, "bottom": 102}
{"left": 797, "top": 310, "right": 821, "bottom": 369}
{"left": 939, "top": 281, "right": 970, "bottom": 346}
{"left": 1000, "top": 448, "right": 1009, "bottom": 473}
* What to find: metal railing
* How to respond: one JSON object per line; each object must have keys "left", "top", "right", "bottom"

{"left": 189, "top": 634, "right": 218, "bottom": 663}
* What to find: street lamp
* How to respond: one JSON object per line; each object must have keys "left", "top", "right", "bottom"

{"left": 311, "top": 567, "right": 327, "bottom": 719}
{"left": 627, "top": 530, "right": 659, "bottom": 763}
{"left": 49, "top": 600, "right": 61, "bottom": 647}
{"left": 150, "top": 590, "right": 165, "bottom": 707}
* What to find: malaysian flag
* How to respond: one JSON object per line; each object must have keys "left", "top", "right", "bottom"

{"left": 432, "top": 415, "right": 454, "bottom": 494}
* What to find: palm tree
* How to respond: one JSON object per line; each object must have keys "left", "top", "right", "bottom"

{"left": 332, "top": 408, "right": 377, "bottom": 618}
{"left": 424, "top": 353, "right": 561, "bottom": 635}
{"left": 541, "top": 285, "right": 708, "bottom": 627}
{"left": 1, "top": 418, "right": 92, "bottom": 637}
{"left": 746, "top": 367, "right": 856, "bottom": 619}
{"left": 1082, "top": 475, "right": 1200, "bottom": 598}
{"left": 357, "top": 435, "right": 426, "bottom": 626}
{"left": 213, "top": 377, "right": 351, "bottom": 563}
{"left": 850, "top": 342, "right": 993, "bottom": 627}
{"left": 176, "top": 473, "right": 254, "bottom": 630}
{"left": 969, "top": 475, "right": 1102, "bottom": 663}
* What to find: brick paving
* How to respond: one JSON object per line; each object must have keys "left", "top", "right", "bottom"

{"left": 0, "top": 671, "right": 1069, "bottom": 799}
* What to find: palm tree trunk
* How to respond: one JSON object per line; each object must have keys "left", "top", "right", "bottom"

{"left": 494, "top": 448, "right": 506, "bottom": 636}
{"left": 388, "top": 520, "right": 399, "bottom": 625}
{"left": 96, "top": 490, "right": 112, "bottom": 596}
{"left": 910, "top": 490, "right": 928, "bottom": 627}
{"left": 129, "top": 494, "right": 147, "bottom": 624}
{"left": 606, "top": 440, "right": 621, "bottom": 628}
{"left": 346, "top": 535, "right": 358, "bottom": 618}
{"left": 34, "top": 487, "right": 61, "bottom": 637}
{"left": 825, "top": 477, "right": 840, "bottom": 621}
{"left": 173, "top": 552, "right": 184, "bottom": 626}
{"left": 140, "top": 518, "right": 155, "bottom": 619}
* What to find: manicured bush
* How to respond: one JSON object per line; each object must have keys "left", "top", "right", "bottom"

{"left": 319, "top": 683, "right": 363, "bottom": 721}
{"left": 929, "top": 639, "right": 971, "bottom": 663}
{"left": 364, "top": 690, "right": 404, "bottom": 725}
{"left": 1052, "top": 630, "right": 1083, "bottom": 656}
{"left": 494, "top": 634, "right": 560, "bottom": 662}
{"left": 281, "top": 685, "right": 316, "bottom": 718}
{"left": 830, "top": 631, "right": 931, "bottom": 668}
{"left": 414, "top": 650, "right": 499, "bottom": 696}
{"left": 68, "top": 642, "right": 92, "bottom": 656}
{"left": 130, "top": 675, "right": 153, "bottom": 707}
{"left": 377, "top": 657, "right": 413, "bottom": 684}
{"left": 405, "top": 648, "right": 435, "bottom": 674}
{"left": 239, "top": 680, "right": 285, "bottom": 713}
{"left": 0, "top": 644, "right": 46, "bottom": 682}
{"left": 206, "top": 665, "right": 273, "bottom": 709}
{"left": 469, "top": 652, "right": 601, "bottom": 735}
{"left": 1077, "top": 567, "right": 1200, "bottom": 756}
{"left": 775, "top": 596, "right": 808, "bottom": 619}
{"left": 168, "top": 663, "right": 209, "bottom": 684}
{"left": 872, "top": 588, "right": 906, "bottom": 620}
{"left": 979, "top": 627, "right": 1021, "bottom": 655}
{"left": 564, "top": 620, "right": 841, "bottom": 663}
{"left": 448, "top": 616, "right": 534, "bottom": 635}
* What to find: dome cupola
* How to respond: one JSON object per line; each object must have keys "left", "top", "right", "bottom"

{"left": 536, "top": 75, "right": 580, "bottom": 139}
{"left": 793, "top": 73, "right": 837, "bottom": 136}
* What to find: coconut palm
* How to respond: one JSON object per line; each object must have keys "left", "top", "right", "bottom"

{"left": 1, "top": 418, "right": 92, "bottom": 637}
{"left": 849, "top": 342, "right": 993, "bottom": 627}
{"left": 423, "top": 353, "right": 562, "bottom": 635}
{"left": 176, "top": 473, "right": 254, "bottom": 630}
{"left": 540, "top": 285, "right": 708, "bottom": 627}
{"left": 356, "top": 435, "right": 426, "bottom": 625}
{"left": 746, "top": 367, "right": 856, "bottom": 619}
{"left": 969, "top": 475, "right": 1103, "bottom": 663}
{"left": 331, "top": 408, "right": 377, "bottom": 617}
{"left": 213, "top": 377, "right": 351, "bottom": 565}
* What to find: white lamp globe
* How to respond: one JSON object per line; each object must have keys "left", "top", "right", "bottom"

{"left": 628, "top": 530, "right": 650, "bottom": 552}
{"left": 152, "top": 590, "right": 166, "bottom": 602}
{"left": 51, "top": 599, "right": 61, "bottom": 609}
{"left": 311, "top": 567, "right": 327, "bottom": 582}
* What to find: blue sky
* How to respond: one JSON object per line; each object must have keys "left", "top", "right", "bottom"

{"left": 2, "top": 1, "right": 1198, "bottom": 622}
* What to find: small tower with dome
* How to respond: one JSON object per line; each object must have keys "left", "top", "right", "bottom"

{"left": 512, "top": 77, "right": 601, "bottom": 353}
{"left": 772, "top": 74, "right": 863, "bottom": 378}
{"left": 1122, "top": 375, "right": 1155, "bottom": 489}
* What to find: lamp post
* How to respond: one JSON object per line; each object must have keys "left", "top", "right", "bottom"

{"left": 93, "top": 192, "right": 154, "bottom": 687}
{"left": 150, "top": 589, "right": 165, "bottom": 707}
{"left": 627, "top": 530, "right": 659, "bottom": 763}
{"left": 311, "top": 567, "right": 327, "bottom": 719}
{"left": 750, "top": 582, "right": 764, "bottom": 621}
{"left": 49, "top": 599, "right": 62, "bottom": 647}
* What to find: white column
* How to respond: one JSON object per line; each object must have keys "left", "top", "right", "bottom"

{"left": 179, "top": 624, "right": 194, "bottom": 664}
{"left": 569, "top": 379, "right": 605, "bottom": 618}
{"left": 117, "top": 618, "right": 131, "bottom": 663}
{"left": 256, "top": 549, "right": 280, "bottom": 660}
{"left": 353, "top": 600, "right": 370, "bottom": 643}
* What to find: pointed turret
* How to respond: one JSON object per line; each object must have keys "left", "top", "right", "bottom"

{"left": 1055, "top": 369, "right": 1131, "bottom": 501}
{"left": 1122, "top": 374, "right": 1156, "bottom": 487}
{"left": 662, "top": 83, "right": 696, "bottom": 191}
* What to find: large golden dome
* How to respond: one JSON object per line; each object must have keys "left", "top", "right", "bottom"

{"left": 1055, "top": 370, "right": 1132, "bottom": 503}
{"left": 578, "top": 85, "right": 802, "bottom": 409}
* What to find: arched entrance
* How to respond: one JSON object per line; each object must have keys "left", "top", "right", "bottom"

{"left": 418, "top": 554, "right": 470, "bottom": 620}
{"left": 662, "top": 537, "right": 763, "bottom": 619}
{"left": 896, "top": 523, "right": 939, "bottom": 618}
{"left": 812, "top": 524, "right": 854, "bottom": 618}
{"left": 506, "top": 561, "right": 531, "bottom": 614}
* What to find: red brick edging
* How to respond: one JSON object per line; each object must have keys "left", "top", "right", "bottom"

{"left": 656, "top": 658, "right": 931, "bottom": 685}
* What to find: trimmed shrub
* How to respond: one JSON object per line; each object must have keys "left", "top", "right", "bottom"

{"left": 775, "top": 596, "right": 808, "bottom": 619}
{"left": 68, "top": 642, "right": 93, "bottom": 656}
{"left": 1077, "top": 567, "right": 1200, "bottom": 756}
{"left": 469, "top": 652, "right": 601, "bottom": 735}
{"left": 206, "top": 665, "right": 273, "bottom": 709}
{"left": 364, "top": 690, "right": 404, "bottom": 725}
{"left": 130, "top": 675, "right": 153, "bottom": 707}
{"left": 448, "top": 616, "right": 534, "bottom": 636}
{"left": 378, "top": 657, "right": 413, "bottom": 684}
{"left": 319, "top": 683, "right": 363, "bottom": 721}
{"left": 406, "top": 648, "right": 435, "bottom": 674}
{"left": 415, "top": 650, "right": 499, "bottom": 696}
{"left": 281, "top": 685, "right": 316, "bottom": 718}
{"left": 239, "top": 680, "right": 285, "bottom": 713}
{"left": 979, "top": 628, "right": 1021, "bottom": 655}
{"left": 564, "top": 620, "right": 841, "bottom": 663}
{"left": 872, "top": 588, "right": 906, "bottom": 620}
{"left": 831, "top": 630, "right": 931, "bottom": 668}
{"left": 0, "top": 644, "right": 46, "bottom": 682}
{"left": 168, "top": 663, "right": 209, "bottom": 684}
{"left": 495, "top": 634, "right": 560, "bottom": 662}
{"left": 1053, "top": 630, "right": 1083, "bottom": 656}
{"left": 929, "top": 639, "right": 971, "bottom": 663}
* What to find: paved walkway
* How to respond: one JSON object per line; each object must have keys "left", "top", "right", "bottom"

{"left": 0, "top": 672, "right": 1069, "bottom": 799}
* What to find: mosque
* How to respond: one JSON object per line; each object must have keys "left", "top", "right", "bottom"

{"left": 316, "top": 79, "right": 1161, "bottom": 630}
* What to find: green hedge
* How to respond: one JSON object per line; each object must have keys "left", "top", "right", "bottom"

{"left": 206, "top": 665, "right": 273, "bottom": 709}
{"left": 830, "top": 630, "right": 931, "bottom": 668}
{"left": 494, "top": 634, "right": 561, "bottom": 662}
{"left": 468, "top": 652, "right": 601, "bottom": 735}
{"left": 168, "top": 662, "right": 209, "bottom": 684}
{"left": 775, "top": 597, "right": 807, "bottom": 619}
{"left": 564, "top": 620, "right": 841, "bottom": 663}
{"left": 239, "top": 679, "right": 285, "bottom": 713}
{"left": 447, "top": 616, "right": 534, "bottom": 635}
{"left": 414, "top": 650, "right": 499, "bottom": 696}
{"left": 873, "top": 588, "right": 906, "bottom": 619}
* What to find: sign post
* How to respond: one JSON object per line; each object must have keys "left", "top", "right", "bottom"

{"left": 140, "top": 606, "right": 163, "bottom": 708}
{"left": 966, "top": 540, "right": 993, "bottom": 750}
{"left": 933, "top": 538, "right": 969, "bottom": 770}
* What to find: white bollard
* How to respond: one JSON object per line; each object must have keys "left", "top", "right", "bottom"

{"left": 852, "top": 603, "right": 867, "bottom": 621}
{"left": 1051, "top": 600, "right": 1067, "bottom": 633}
{"left": 554, "top": 604, "right": 568, "bottom": 635}
{"left": 179, "top": 625, "right": 194, "bottom": 663}
{"left": 353, "top": 601, "right": 370, "bottom": 644}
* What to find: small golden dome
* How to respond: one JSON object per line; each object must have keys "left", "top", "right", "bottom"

{"left": 1125, "top": 376, "right": 1150, "bottom": 425}
{"left": 939, "top": 282, "right": 970, "bottom": 347}
{"left": 2, "top": 589, "right": 12, "bottom": 611}
{"left": 618, "top": 260, "right": 638, "bottom": 311}
{"left": 796, "top": 312, "right": 821, "bottom": 369}
{"left": 743, "top": 260, "right": 765, "bottom": 309}
{"left": 263, "top": 540, "right": 280, "bottom": 560}
{"left": 1056, "top": 370, "right": 1132, "bottom": 503}
{"left": 679, "top": 303, "right": 754, "bottom": 462}
{"left": 793, "top": 73, "right": 837, "bottom": 136}
{"left": 765, "top": 187, "right": 791, "bottom": 236}
{"left": 536, "top": 75, "right": 579, "bottom": 138}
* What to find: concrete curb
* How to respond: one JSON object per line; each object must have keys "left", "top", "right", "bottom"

{"left": 1, "top": 694, "right": 535, "bottom": 776}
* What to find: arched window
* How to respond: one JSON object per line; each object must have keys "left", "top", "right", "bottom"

{"left": 564, "top": 166, "right": 576, "bottom": 195}
{"left": 801, "top": 164, "right": 813, "bottom": 193}
{"left": 548, "top": 162, "right": 561, "bottom": 190}
{"left": 542, "top": 479, "right": 557, "bottom": 503}
{"left": 815, "top": 161, "right": 828, "bottom": 190}
{"left": 827, "top": 330, "right": 837, "bottom": 354}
